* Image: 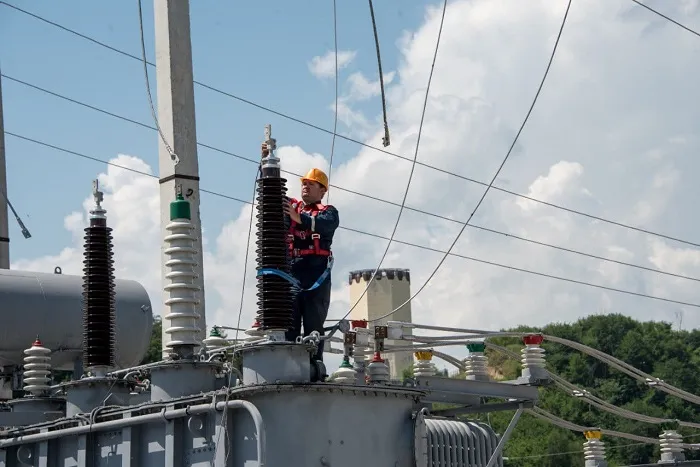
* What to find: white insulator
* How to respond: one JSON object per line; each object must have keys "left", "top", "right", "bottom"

{"left": 353, "top": 345, "right": 371, "bottom": 362}
{"left": 163, "top": 217, "right": 201, "bottom": 349}
{"left": 332, "top": 362, "right": 357, "bottom": 384}
{"left": 202, "top": 334, "right": 227, "bottom": 351}
{"left": 660, "top": 430, "right": 685, "bottom": 459}
{"left": 464, "top": 352, "right": 489, "bottom": 379}
{"left": 413, "top": 359, "right": 437, "bottom": 377}
{"left": 583, "top": 439, "right": 606, "bottom": 463}
{"left": 244, "top": 322, "right": 265, "bottom": 342}
{"left": 23, "top": 338, "right": 52, "bottom": 396}
{"left": 521, "top": 345, "right": 546, "bottom": 369}
{"left": 368, "top": 357, "right": 390, "bottom": 384}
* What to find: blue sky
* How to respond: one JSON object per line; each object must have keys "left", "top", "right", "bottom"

{"left": 3, "top": 0, "right": 700, "bottom": 349}
{"left": 0, "top": 0, "right": 428, "bottom": 261}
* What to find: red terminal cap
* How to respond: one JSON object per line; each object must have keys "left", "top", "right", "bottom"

{"left": 351, "top": 319, "right": 368, "bottom": 329}
{"left": 252, "top": 320, "right": 261, "bottom": 328}
{"left": 32, "top": 337, "right": 43, "bottom": 347}
{"left": 523, "top": 334, "right": 544, "bottom": 346}
{"left": 371, "top": 351, "right": 384, "bottom": 363}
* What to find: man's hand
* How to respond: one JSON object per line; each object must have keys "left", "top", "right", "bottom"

{"left": 284, "top": 199, "right": 301, "bottom": 223}
{"left": 261, "top": 142, "right": 269, "bottom": 157}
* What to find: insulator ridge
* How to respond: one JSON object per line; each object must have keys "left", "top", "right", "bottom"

{"left": 255, "top": 176, "right": 293, "bottom": 331}
{"left": 583, "top": 438, "right": 606, "bottom": 463}
{"left": 82, "top": 215, "right": 116, "bottom": 370}
{"left": 464, "top": 352, "right": 489, "bottom": 380}
{"left": 23, "top": 338, "right": 52, "bottom": 396}
{"left": 163, "top": 208, "right": 201, "bottom": 350}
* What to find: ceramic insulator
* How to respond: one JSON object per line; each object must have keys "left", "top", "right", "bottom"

{"left": 659, "top": 430, "right": 684, "bottom": 456}
{"left": 23, "top": 338, "right": 52, "bottom": 396}
{"left": 413, "top": 359, "right": 436, "bottom": 377}
{"left": 163, "top": 215, "right": 201, "bottom": 349}
{"left": 464, "top": 352, "right": 489, "bottom": 379}
{"left": 583, "top": 439, "right": 606, "bottom": 463}
{"left": 521, "top": 344, "right": 546, "bottom": 370}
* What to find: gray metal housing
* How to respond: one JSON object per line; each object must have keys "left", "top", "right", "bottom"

{"left": 0, "top": 269, "right": 153, "bottom": 369}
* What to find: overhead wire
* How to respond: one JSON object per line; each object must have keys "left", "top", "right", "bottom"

{"left": 5, "top": 73, "right": 700, "bottom": 286}
{"left": 233, "top": 165, "right": 261, "bottom": 344}
{"left": 630, "top": 0, "right": 700, "bottom": 38}
{"left": 7, "top": 130, "right": 700, "bottom": 312}
{"left": 135, "top": 0, "right": 179, "bottom": 165}
{"left": 3, "top": 0, "right": 700, "bottom": 249}
{"left": 485, "top": 342, "right": 700, "bottom": 430}
{"left": 367, "top": 0, "right": 391, "bottom": 147}
{"left": 356, "top": 0, "right": 574, "bottom": 324}
{"left": 337, "top": 0, "right": 449, "bottom": 325}
{"left": 326, "top": 0, "right": 339, "bottom": 203}
{"left": 391, "top": 322, "right": 700, "bottom": 404}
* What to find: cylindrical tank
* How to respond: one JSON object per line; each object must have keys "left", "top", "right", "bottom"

{"left": 0, "top": 269, "right": 153, "bottom": 370}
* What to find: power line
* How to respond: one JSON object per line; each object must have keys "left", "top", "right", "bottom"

{"left": 4, "top": 74, "right": 700, "bottom": 285}
{"left": 367, "top": 0, "right": 391, "bottom": 147}
{"left": 136, "top": 0, "right": 178, "bottom": 165}
{"left": 326, "top": 0, "right": 339, "bottom": 203}
{"left": 3, "top": 1, "right": 699, "bottom": 249}
{"left": 341, "top": 0, "right": 448, "bottom": 324}
{"left": 6, "top": 131, "right": 700, "bottom": 309}
{"left": 630, "top": 0, "right": 700, "bottom": 38}
{"left": 358, "top": 0, "right": 574, "bottom": 324}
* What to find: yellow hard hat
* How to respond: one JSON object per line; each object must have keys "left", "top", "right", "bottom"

{"left": 300, "top": 168, "right": 329, "bottom": 190}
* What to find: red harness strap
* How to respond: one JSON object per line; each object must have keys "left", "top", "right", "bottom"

{"left": 288, "top": 200, "right": 332, "bottom": 258}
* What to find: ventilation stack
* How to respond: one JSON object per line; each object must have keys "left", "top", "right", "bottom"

{"left": 348, "top": 268, "right": 412, "bottom": 380}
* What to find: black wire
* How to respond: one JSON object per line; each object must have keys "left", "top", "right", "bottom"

{"left": 5, "top": 74, "right": 700, "bottom": 284}
{"left": 6, "top": 131, "right": 700, "bottom": 309}
{"left": 233, "top": 164, "right": 262, "bottom": 344}
{"left": 339, "top": 0, "right": 449, "bottom": 324}
{"left": 364, "top": 0, "right": 574, "bottom": 324}
{"left": 368, "top": 0, "right": 391, "bottom": 147}
{"left": 326, "top": 0, "right": 339, "bottom": 204}
{"left": 3, "top": 2, "right": 699, "bottom": 249}
{"left": 630, "top": 0, "right": 700, "bottom": 38}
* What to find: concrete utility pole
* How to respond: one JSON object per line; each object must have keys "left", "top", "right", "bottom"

{"left": 0, "top": 73, "right": 10, "bottom": 269}
{"left": 153, "top": 0, "right": 207, "bottom": 356}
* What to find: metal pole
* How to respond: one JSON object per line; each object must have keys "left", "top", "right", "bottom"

{"left": 0, "top": 72, "right": 10, "bottom": 269}
{"left": 485, "top": 406, "right": 524, "bottom": 467}
{"left": 153, "top": 0, "right": 207, "bottom": 356}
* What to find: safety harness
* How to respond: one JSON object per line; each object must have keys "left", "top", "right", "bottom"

{"left": 256, "top": 199, "right": 334, "bottom": 292}
{"left": 287, "top": 201, "right": 332, "bottom": 258}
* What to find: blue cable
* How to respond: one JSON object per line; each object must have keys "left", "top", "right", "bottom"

{"left": 257, "top": 256, "right": 334, "bottom": 292}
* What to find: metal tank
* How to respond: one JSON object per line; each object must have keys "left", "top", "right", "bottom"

{"left": 0, "top": 268, "right": 153, "bottom": 370}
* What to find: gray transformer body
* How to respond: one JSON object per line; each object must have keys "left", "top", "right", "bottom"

{"left": 0, "top": 384, "right": 505, "bottom": 467}
{"left": 0, "top": 269, "right": 153, "bottom": 370}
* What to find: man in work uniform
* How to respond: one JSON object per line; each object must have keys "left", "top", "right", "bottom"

{"left": 283, "top": 167, "right": 340, "bottom": 363}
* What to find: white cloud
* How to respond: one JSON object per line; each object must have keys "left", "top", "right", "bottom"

{"left": 14, "top": 0, "right": 700, "bottom": 373}
{"left": 308, "top": 50, "right": 358, "bottom": 79}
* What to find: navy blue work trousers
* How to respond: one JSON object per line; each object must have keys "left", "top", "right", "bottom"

{"left": 285, "top": 275, "right": 332, "bottom": 361}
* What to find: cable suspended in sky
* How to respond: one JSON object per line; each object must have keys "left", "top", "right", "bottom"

{"left": 368, "top": 0, "right": 391, "bottom": 148}
{"left": 2, "top": 3, "right": 698, "bottom": 249}
{"left": 8, "top": 130, "right": 700, "bottom": 310}
{"left": 135, "top": 0, "right": 179, "bottom": 166}
{"left": 359, "top": 0, "right": 574, "bottom": 325}
{"left": 336, "top": 0, "right": 449, "bottom": 326}
{"left": 6, "top": 74, "right": 700, "bottom": 285}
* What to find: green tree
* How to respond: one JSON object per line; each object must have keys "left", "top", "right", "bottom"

{"left": 140, "top": 314, "right": 162, "bottom": 365}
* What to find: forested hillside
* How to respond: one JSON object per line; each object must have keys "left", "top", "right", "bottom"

{"left": 482, "top": 314, "right": 700, "bottom": 466}
{"left": 141, "top": 314, "right": 700, "bottom": 466}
